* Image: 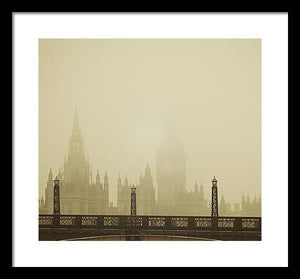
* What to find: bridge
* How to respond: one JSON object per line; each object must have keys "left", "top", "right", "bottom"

{"left": 39, "top": 214, "right": 261, "bottom": 241}
{"left": 39, "top": 176, "right": 261, "bottom": 241}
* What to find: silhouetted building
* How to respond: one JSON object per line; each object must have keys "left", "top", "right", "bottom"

{"left": 137, "top": 164, "right": 156, "bottom": 215}
{"left": 241, "top": 193, "right": 261, "bottom": 216}
{"left": 233, "top": 202, "right": 240, "bottom": 215}
{"left": 172, "top": 181, "right": 209, "bottom": 215}
{"left": 39, "top": 110, "right": 110, "bottom": 215}
{"left": 39, "top": 111, "right": 261, "bottom": 217}
{"left": 219, "top": 195, "right": 226, "bottom": 216}
{"left": 212, "top": 193, "right": 261, "bottom": 217}
{"left": 116, "top": 174, "right": 131, "bottom": 214}
{"left": 225, "top": 203, "right": 231, "bottom": 216}
{"left": 117, "top": 163, "right": 156, "bottom": 215}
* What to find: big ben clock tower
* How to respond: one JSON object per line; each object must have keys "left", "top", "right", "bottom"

{"left": 156, "top": 117, "right": 186, "bottom": 209}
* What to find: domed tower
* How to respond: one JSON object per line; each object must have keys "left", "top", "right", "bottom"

{"left": 156, "top": 117, "right": 186, "bottom": 209}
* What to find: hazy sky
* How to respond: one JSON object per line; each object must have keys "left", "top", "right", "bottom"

{"left": 39, "top": 39, "right": 261, "bottom": 205}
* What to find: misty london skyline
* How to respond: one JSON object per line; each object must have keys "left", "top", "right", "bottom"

{"left": 39, "top": 39, "right": 261, "bottom": 207}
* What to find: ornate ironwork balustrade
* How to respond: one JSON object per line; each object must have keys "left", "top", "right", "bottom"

{"left": 39, "top": 215, "right": 261, "bottom": 232}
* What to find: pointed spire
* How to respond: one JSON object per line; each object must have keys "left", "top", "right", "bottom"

{"left": 104, "top": 170, "right": 109, "bottom": 187}
{"left": 48, "top": 168, "right": 53, "bottom": 181}
{"left": 96, "top": 169, "right": 100, "bottom": 184}
{"left": 123, "top": 173, "right": 127, "bottom": 186}
{"left": 199, "top": 180, "right": 204, "bottom": 199}
{"left": 73, "top": 106, "right": 79, "bottom": 131}
{"left": 117, "top": 174, "right": 122, "bottom": 189}
{"left": 104, "top": 170, "right": 109, "bottom": 191}
{"left": 200, "top": 180, "right": 204, "bottom": 189}
{"left": 194, "top": 180, "right": 198, "bottom": 192}
{"left": 145, "top": 162, "right": 151, "bottom": 177}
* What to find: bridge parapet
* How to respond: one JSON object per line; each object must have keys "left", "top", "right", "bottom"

{"left": 39, "top": 214, "right": 261, "bottom": 232}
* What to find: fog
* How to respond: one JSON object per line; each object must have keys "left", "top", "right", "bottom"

{"left": 39, "top": 39, "right": 261, "bottom": 205}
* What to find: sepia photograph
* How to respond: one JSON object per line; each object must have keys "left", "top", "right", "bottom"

{"left": 39, "top": 39, "right": 261, "bottom": 241}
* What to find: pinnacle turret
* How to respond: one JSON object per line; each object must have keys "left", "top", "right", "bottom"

{"left": 96, "top": 169, "right": 100, "bottom": 184}
{"left": 73, "top": 107, "right": 80, "bottom": 131}
{"left": 117, "top": 174, "right": 122, "bottom": 187}
{"left": 194, "top": 180, "right": 198, "bottom": 192}
{"left": 48, "top": 168, "right": 53, "bottom": 181}
{"left": 145, "top": 162, "right": 151, "bottom": 177}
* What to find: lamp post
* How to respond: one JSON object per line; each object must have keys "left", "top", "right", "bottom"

{"left": 53, "top": 176, "right": 60, "bottom": 226}
{"left": 211, "top": 176, "right": 219, "bottom": 229}
{"left": 128, "top": 184, "right": 138, "bottom": 238}
{"left": 131, "top": 184, "right": 137, "bottom": 216}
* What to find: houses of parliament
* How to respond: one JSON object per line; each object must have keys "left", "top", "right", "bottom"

{"left": 39, "top": 111, "right": 261, "bottom": 217}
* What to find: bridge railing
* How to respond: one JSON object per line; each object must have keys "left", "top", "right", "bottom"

{"left": 39, "top": 214, "right": 261, "bottom": 232}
